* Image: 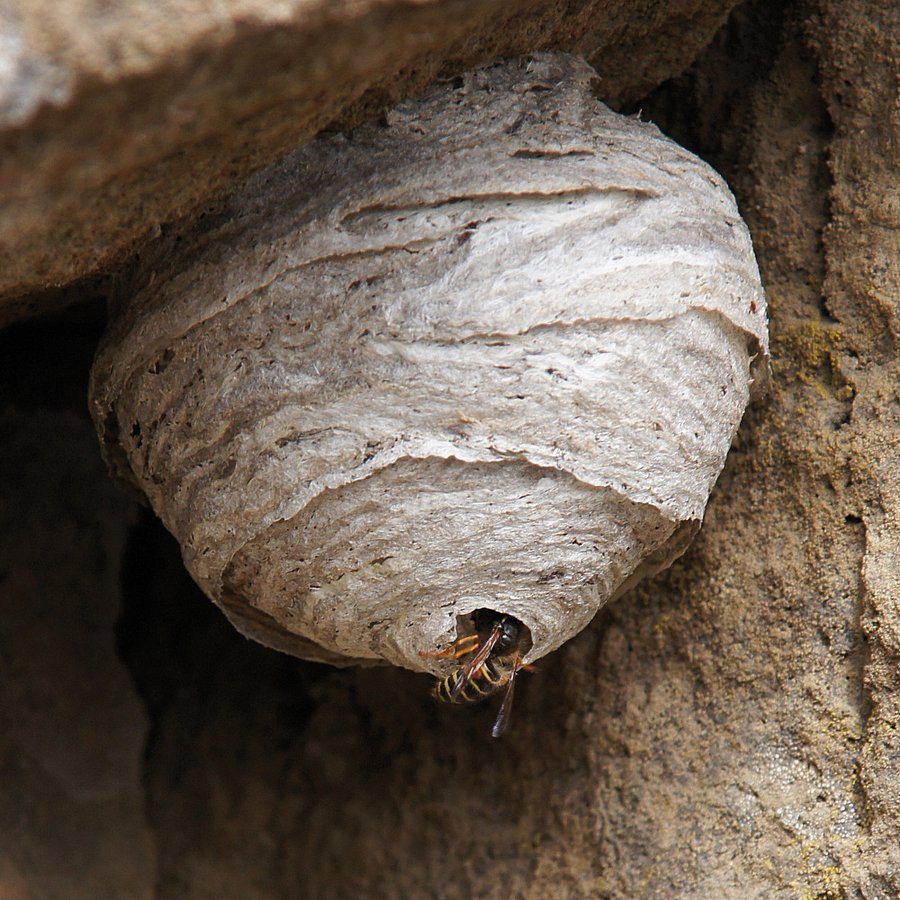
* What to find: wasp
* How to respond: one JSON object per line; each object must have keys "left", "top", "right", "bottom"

{"left": 420, "top": 609, "right": 531, "bottom": 738}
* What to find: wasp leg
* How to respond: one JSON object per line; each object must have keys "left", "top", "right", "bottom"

{"left": 418, "top": 633, "right": 480, "bottom": 660}
{"left": 451, "top": 621, "right": 503, "bottom": 699}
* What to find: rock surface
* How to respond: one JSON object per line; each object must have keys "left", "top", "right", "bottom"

{"left": 0, "top": 0, "right": 741, "bottom": 320}
{"left": 0, "top": 324, "right": 155, "bottom": 899}
{"left": 0, "top": 0, "right": 897, "bottom": 896}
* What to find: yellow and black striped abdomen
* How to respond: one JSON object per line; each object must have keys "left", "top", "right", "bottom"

{"left": 434, "top": 660, "right": 507, "bottom": 704}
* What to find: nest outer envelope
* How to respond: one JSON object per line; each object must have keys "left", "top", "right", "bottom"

{"left": 90, "top": 52, "right": 768, "bottom": 674}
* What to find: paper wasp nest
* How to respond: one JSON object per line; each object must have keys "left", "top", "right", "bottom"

{"left": 90, "top": 53, "right": 768, "bottom": 674}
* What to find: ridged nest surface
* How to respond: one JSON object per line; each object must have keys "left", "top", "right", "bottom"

{"left": 90, "top": 53, "right": 768, "bottom": 673}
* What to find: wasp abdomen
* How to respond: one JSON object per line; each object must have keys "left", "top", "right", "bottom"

{"left": 435, "top": 660, "right": 506, "bottom": 704}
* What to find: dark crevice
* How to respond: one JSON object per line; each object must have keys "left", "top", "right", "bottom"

{"left": 625, "top": 0, "right": 794, "bottom": 171}
{"left": 0, "top": 303, "right": 106, "bottom": 409}
{"left": 117, "top": 508, "right": 324, "bottom": 728}
{"left": 115, "top": 509, "right": 327, "bottom": 887}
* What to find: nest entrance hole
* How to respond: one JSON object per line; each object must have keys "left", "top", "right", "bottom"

{"left": 454, "top": 607, "right": 533, "bottom": 658}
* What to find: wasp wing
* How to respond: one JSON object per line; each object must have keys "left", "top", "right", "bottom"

{"left": 450, "top": 621, "right": 502, "bottom": 700}
{"left": 491, "top": 653, "right": 523, "bottom": 738}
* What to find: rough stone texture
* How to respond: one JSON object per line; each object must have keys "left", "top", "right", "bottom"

{"left": 0, "top": 0, "right": 742, "bottom": 319}
{"left": 0, "top": 322, "right": 155, "bottom": 899}
{"left": 807, "top": 1, "right": 900, "bottom": 892}
{"left": 90, "top": 54, "right": 767, "bottom": 673}
{"left": 0, "top": 0, "right": 898, "bottom": 896}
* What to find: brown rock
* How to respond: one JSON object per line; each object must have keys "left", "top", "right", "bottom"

{"left": 809, "top": 0, "right": 900, "bottom": 891}
{"left": 0, "top": 0, "right": 740, "bottom": 321}
{"left": 0, "top": 0, "right": 897, "bottom": 896}
{"left": 0, "top": 328, "right": 155, "bottom": 899}
{"left": 122, "top": 2, "right": 897, "bottom": 896}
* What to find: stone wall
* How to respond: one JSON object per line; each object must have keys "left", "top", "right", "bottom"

{"left": 0, "top": 0, "right": 897, "bottom": 895}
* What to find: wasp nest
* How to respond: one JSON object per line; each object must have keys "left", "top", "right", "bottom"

{"left": 90, "top": 53, "right": 768, "bottom": 674}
